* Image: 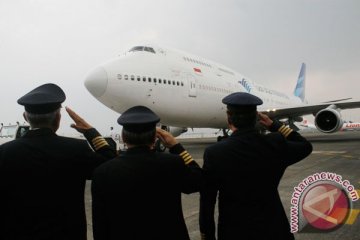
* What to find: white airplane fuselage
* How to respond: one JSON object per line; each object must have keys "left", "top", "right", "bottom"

{"left": 85, "top": 46, "right": 303, "bottom": 129}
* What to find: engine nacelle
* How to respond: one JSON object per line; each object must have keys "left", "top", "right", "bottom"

{"left": 314, "top": 106, "right": 343, "bottom": 133}
{"left": 167, "top": 126, "right": 188, "bottom": 137}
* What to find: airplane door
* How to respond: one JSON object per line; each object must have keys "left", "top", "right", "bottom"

{"left": 188, "top": 74, "right": 197, "bottom": 97}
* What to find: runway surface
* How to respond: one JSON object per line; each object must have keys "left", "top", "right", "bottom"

{"left": 85, "top": 131, "right": 360, "bottom": 240}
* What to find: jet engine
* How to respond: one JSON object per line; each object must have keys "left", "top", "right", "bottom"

{"left": 314, "top": 105, "right": 343, "bottom": 133}
{"left": 167, "top": 126, "right": 188, "bottom": 137}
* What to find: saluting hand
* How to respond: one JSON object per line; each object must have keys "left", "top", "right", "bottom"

{"left": 258, "top": 112, "right": 273, "bottom": 129}
{"left": 156, "top": 128, "right": 178, "bottom": 148}
{"left": 66, "top": 107, "right": 93, "bottom": 133}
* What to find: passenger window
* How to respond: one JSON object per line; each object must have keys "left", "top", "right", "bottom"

{"left": 181, "top": 82, "right": 184, "bottom": 86}
{"left": 143, "top": 77, "right": 146, "bottom": 82}
{"left": 131, "top": 75, "right": 135, "bottom": 81}
{"left": 168, "top": 80, "right": 171, "bottom": 84}
{"left": 148, "top": 77, "right": 152, "bottom": 82}
{"left": 154, "top": 78, "right": 157, "bottom": 83}
{"left": 172, "top": 81, "right": 175, "bottom": 85}
{"left": 176, "top": 81, "right": 180, "bottom": 86}
{"left": 137, "top": 76, "right": 141, "bottom": 81}
{"left": 159, "top": 79, "right": 162, "bottom": 84}
{"left": 124, "top": 75, "right": 128, "bottom": 80}
{"left": 117, "top": 74, "right": 122, "bottom": 80}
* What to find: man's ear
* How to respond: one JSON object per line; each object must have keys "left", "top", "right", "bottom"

{"left": 23, "top": 112, "right": 29, "bottom": 123}
{"left": 53, "top": 111, "right": 61, "bottom": 131}
{"left": 226, "top": 112, "right": 233, "bottom": 125}
{"left": 56, "top": 111, "right": 61, "bottom": 122}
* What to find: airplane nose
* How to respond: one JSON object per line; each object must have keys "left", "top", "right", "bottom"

{"left": 84, "top": 66, "right": 108, "bottom": 98}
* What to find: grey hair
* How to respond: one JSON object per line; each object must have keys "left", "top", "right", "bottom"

{"left": 25, "top": 108, "right": 60, "bottom": 129}
{"left": 122, "top": 128, "right": 156, "bottom": 146}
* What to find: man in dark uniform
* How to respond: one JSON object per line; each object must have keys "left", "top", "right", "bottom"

{"left": 0, "top": 83, "right": 116, "bottom": 240}
{"left": 91, "top": 105, "right": 202, "bottom": 240}
{"left": 199, "top": 92, "right": 313, "bottom": 240}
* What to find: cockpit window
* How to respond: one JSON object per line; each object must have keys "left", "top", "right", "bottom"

{"left": 144, "top": 47, "right": 155, "bottom": 53}
{"left": 129, "top": 46, "right": 144, "bottom": 52}
{"left": 129, "top": 46, "right": 156, "bottom": 54}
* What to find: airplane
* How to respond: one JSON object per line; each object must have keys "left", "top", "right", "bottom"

{"left": 83, "top": 44, "right": 360, "bottom": 144}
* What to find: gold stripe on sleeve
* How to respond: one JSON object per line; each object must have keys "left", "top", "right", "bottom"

{"left": 92, "top": 136, "right": 109, "bottom": 150}
{"left": 184, "top": 158, "right": 193, "bottom": 165}
{"left": 182, "top": 153, "right": 190, "bottom": 159}
{"left": 94, "top": 141, "right": 108, "bottom": 150}
{"left": 180, "top": 151, "right": 188, "bottom": 157}
{"left": 92, "top": 136, "right": 103, "bottom": 145}
{"left": 280, "top": 127, "right": 288, "bottom": 135}
{"left": 179, "top": 150, "right": 194, "bottom": 165}
{"left": 283, "top": 128, "right": 293, "bottom": 138}
{"left": 201, "top": 233, "right": 206, "bottom": 240}
{"left": 185, "top": 159, "right": 193, "bottom": 165}
{"left": 278, "top": 125, "right": 286, "bottom": 133}
{"left": 184, "top": 155, "right": 192, "bottom": 162}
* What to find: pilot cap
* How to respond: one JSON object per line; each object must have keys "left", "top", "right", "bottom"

{"left": 222, "top": 92, "right": 263, "bottom": 112}
{"left": 117, "top": 106, "right": 160, "bottom": 133}
{"left": 17, "top": 83, "right": 66, "bottom": 114}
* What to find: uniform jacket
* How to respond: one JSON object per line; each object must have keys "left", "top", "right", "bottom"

{"left": 0, "top": 128, "right": 116, "bottom": 240}
{"left": 199, "top": 122, "right": 313, "bottom": 240}
{"left": 91, "top": 144, "right": 202, "bottom": 240}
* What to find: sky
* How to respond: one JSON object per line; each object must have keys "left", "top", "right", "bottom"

{"left": 0, "top": 0, "right": 359, "bottom": 136}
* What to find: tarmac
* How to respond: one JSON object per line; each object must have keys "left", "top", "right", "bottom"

{"left": 85, "top": 131, "right": 360, "bottom": 240}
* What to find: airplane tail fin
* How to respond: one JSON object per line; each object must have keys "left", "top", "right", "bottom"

{"left": 293, "top": 63, "right": 306, "bottom": 102}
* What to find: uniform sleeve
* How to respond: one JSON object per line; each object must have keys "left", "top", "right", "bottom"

{"left": 199, "top": 149, "right": 218, "bottom": 240}
{"left": 0, "top": 149, "right": 11, "bottom": 239}
{"left": 169, "top": 143, "right": 203, "bottom": 194}
{"left": 82, "top": 128, "right": 118, "bottom": 179}
{"left": 270, "top": 120, "right": 313, "bottom": 165}
{"left": 84, "top": 128, "right": 118, "bottom": 159}
{"left": 91, "top": 167, "right": 110, "bottom": 240}
{"left": 0, "top": 148, "right": 4, "bottom": 238}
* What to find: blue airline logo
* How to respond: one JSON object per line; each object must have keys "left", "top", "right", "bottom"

{"left": 238, "top": 78, "right": 252, "bottom": 92}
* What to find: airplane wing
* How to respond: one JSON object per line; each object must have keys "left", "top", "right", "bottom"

{"left": 261, "top": 100, "right": 360, "bottom": 120}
